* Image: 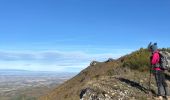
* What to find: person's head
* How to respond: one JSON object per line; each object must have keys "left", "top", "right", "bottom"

{"left": 148, "top": 42, "right": 158, "bottom": 52}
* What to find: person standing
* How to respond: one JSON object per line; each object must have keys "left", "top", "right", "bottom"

{"left": 148, "top": 42, "right": 170, "bottom": 100}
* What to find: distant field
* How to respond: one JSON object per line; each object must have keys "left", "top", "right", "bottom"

{"left": 0, "top": 70, "right": 76, "bottom": 100}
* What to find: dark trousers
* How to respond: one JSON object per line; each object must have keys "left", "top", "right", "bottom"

{"left": 154, "top": 70, "right": 170, "bottom": 96}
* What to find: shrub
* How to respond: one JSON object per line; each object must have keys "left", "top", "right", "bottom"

{"left": 122, "top": 48, "right": 151, "bottom": 71}
{"left": 122, "top": 48, "right": 170, "bottom": 71}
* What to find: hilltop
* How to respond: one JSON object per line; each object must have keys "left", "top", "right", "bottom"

{"left": 39, "top": 48, "right": 170, "bottom": 100}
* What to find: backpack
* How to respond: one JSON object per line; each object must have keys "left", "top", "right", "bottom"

{"left": 159, "top": 51, "right": 170, "bottom": 70}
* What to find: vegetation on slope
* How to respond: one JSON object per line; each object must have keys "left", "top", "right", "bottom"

{"left": 120, "top": 48, "right": 151, "bottom": 71}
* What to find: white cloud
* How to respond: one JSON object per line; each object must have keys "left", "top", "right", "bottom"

{"left": 0, "top": 50, "right": 131, "bottom": 72}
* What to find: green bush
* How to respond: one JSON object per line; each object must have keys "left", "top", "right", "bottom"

{"left": 122, "top": 48, "right": 170, "bottom": 71}
{"left": 122, "top": 48, "right": 151, "bottom": 71}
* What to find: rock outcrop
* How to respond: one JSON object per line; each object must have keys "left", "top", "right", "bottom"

{"left": 80, "top": 75, "right": 156, "bottom": 100}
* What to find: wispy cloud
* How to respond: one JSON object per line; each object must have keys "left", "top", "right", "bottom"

{"left": 0, "top": 50, "right": 132, "bottom": 72}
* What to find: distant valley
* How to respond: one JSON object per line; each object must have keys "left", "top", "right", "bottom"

{"left": 0, "top": 69, "right": 76, "bottom": 100}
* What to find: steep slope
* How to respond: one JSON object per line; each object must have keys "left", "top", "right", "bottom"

{"left": 39, "top": 60, "right": 120, "bottom": 100}
{"left": 39, "top": 48, "right": 170, "bottom": 100}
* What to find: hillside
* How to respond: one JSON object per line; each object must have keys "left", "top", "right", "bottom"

{"left": 39, "top": 48, "right": 170, "bottom": 100}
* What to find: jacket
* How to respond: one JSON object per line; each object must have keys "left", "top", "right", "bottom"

{"left": 151, "top": 50, "right": 161, "bottom": 70}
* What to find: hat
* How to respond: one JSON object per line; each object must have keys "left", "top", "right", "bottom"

{"left": 148, "top": 42, "right": 158, "bottom": 52}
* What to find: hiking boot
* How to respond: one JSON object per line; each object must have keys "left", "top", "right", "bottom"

{"left": 159, "top": 96, "right": 163, "bottom": 100}
{"left": 155, "top": 96, "right": 163, "bottom": 100}
{"left": 166, "top": 96, "right": 170, "bottom": 100}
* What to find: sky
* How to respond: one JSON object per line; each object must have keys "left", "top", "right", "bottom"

{"left": 0, "top": 0, "right": 170, "bottom": 72}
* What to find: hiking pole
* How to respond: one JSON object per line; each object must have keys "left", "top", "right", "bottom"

{"left": 148, "top": 68, "right": 151, "bottom": 93}
{"left": 148, "top": 65, "right": 152, "bottom": 96}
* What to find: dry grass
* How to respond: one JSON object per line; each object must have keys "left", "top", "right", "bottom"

{"left": 39, "top": 61, "right": 120, "bottom": 100}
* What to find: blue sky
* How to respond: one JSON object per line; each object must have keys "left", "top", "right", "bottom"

{"left": 0, "top": 0, "right": 170, "bottom": 72}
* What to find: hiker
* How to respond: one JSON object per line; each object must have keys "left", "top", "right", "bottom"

{"left": 148, "top": 42, "right": 170, "bottom": 100}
